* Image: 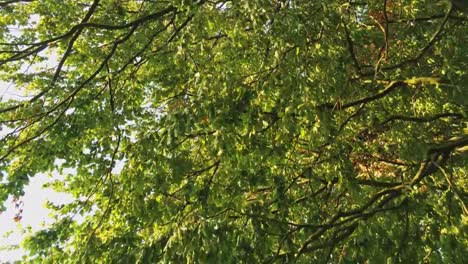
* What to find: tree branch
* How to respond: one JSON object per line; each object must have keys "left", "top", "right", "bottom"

{"left": 0, "top": 0, "right": 33, "bottom": 7}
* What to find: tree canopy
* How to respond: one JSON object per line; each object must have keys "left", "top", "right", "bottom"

{"left": 0, "top": 0, "right": 467, "bottom": 263}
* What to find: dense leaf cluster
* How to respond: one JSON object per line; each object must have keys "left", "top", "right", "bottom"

{"left": 0, "top": 0, "right": 467, "bottom": 263}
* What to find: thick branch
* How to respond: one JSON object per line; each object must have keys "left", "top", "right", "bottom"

{"left": 380, "top": 112, "right": 463, "bottom": 126}
{"left": 321, "top": 81, "right": 406, "bottom": 111}
{"left": 295, "top": 135, "right": 467, "bottom": 258}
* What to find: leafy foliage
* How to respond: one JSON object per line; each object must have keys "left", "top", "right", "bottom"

{"left": 0, "top": 0, "right": 467, "bottom": 263}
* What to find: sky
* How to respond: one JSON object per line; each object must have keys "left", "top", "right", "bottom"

{"left": 0, "top": 81, "right": 125, "bottom": 263}
{"left": 0, "top": 13, "right": 126, "bottom": 262}
{"left": 0, "top": 173, "right": 73, "bottom": 263}
{"left": 0, "top": 72, "right": 77, "bottom": 262}
{"left": 0, "top": 24, "right": 127, "bottom": 259}
{"left": 0, "top": 16, "right": 62, "bottom": 261}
